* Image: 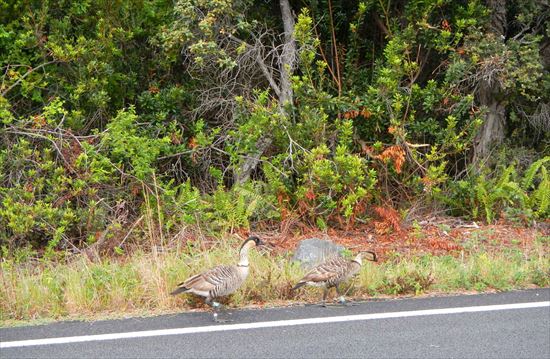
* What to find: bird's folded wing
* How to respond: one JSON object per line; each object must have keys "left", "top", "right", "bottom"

{"left": 301, "top": 258, "right": 346, "bottom": 282}
{"left": 180, "top": 265, "right": 236, "bottom": 291}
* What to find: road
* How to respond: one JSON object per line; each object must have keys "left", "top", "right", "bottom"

{"left": 1, "top": 289, "right": 549, "bottom": 358}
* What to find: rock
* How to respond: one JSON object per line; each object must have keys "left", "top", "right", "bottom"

{"left": 292, "top": 238, "right": 345, "bottom": 269}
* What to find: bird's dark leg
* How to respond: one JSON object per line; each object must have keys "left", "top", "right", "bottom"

{"left": 305, "top": 287, "right": 330, "bottom": 307}
{"left": 335, "top": 285, "right": 346, "bottom": 304}
{"left": 205, "top": 298, "right": 217, "bottom": 321}
{"left": 205, "top": 298, "right": 231, "bottom": 323}
{"left": 320, "top": 287, "right": 329, "bottom": 307}
{"left": 335, "top": 285, "right": 357, "bottom": 306}
{"left": 211, "top": 300, "right": 232, "bottom": 323}
{"left": 211, "top": 301, "right": 223, "bottom": 323}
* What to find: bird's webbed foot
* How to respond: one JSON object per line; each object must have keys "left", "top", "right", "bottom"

{"left": 336, "top": 296, "right": 358, "bottom": 306}
{"left": 304, "top": 301, "right": 328, "bottom": 307}
{"left": 211, "top": 302, "right": 233, "bottom": 323}
{"left": 212, "top": 312, "right": 233, "bottom": 323}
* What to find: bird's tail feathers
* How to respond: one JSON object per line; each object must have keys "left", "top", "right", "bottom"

{"left": 292, "top": 281, "right": 307, "bottom": 291}
{"left": 170, "top": 285, "right": 189, "bottom": 295}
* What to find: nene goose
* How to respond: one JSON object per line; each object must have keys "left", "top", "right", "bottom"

{"left": 170, "top": 236, "right": 263, "bottom": 322}
{"left": 292, "top": 251, "right": 377, "bottom": 306}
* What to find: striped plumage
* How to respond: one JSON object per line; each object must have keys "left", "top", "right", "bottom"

{"left": 292, "top": 250, "right": 377, "bottom": 306}
{"left": 171, "top": 264, "right": 248, "bottom": 299}
{"left": 170, "top": 236, "right": 263, "bottom": 321}
{"left": 293, "top": 256, "right": 361, "bottom": 289}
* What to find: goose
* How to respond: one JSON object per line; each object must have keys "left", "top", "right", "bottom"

{"left": 170, "top": 235, "right": 263, "bottom": 322}
{"left": 292, "top": 250, "right": 377, "bottom": 306}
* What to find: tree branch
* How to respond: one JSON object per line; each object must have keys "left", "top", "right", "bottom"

{"left": 2, "top": 61, "right": 58, "bottom": 97}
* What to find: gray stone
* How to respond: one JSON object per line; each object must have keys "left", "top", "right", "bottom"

{"left": 292, "top": 238, "right": 345, "bottom": 269}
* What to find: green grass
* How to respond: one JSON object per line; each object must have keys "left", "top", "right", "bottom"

{"left": 1, "top": 238, "right": 548, "bottom": 326}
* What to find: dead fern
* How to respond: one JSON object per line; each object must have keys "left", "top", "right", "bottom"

{"left": 373, "top": 206, "right": 402, "bottom": 234}
{"left": 375, "top": 145, "right": 405, "bottom": 174}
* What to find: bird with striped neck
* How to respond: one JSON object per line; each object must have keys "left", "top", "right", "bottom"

{"left": 292, "top": 250, "right": 377, "bottom": 306}
{"left": 170, "top": 236, "right": 263, "bottom": 322}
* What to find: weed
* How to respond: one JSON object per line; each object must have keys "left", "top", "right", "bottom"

{"left": 2, "top": 241, "right": 548, "bottom": 325}
{"left": 411, "top": 221, "right": 425, "bottom": 240}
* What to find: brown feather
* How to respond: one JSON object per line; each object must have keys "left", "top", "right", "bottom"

{"left": 295, "top": 257, "right": 360, "bottom": 288}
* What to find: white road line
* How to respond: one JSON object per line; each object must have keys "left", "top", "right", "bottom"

{"left": 2, "top": 301, "right": 548, "bottom": 349}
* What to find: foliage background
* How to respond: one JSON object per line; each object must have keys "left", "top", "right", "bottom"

{"left": 1, "top": 0, "right": 549, "bottom": 256}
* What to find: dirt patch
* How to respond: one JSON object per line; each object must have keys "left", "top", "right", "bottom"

{"left": 254, "top": 217, "right": 549, "bottom": 261}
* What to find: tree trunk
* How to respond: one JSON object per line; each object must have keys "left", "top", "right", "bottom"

{"left": 473, "top": 82, "right": 506, "bottom": 163}
{"left": 234, "top": 0, "right": 296, "bottom": 185}
{"left": 278, "top": 0, "right": 296, "bottom": 107}
{"left": 486, "top": 0, "right": 507, "bottom": 36}
{"left": 472, "top": 0, "right": 507, "bottom": 165}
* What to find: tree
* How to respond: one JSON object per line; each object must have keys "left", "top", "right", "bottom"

{"left": 161, "top": 0, "right": 297, "bottom": 186}
{"left": 234, "top": 0, "right": 297, "bottom": 185}
{"left": 473, "top": 0, "right": 549, "bottom": 164}
{"left": 472, "top": 0, "right": 507, "bottom": 164}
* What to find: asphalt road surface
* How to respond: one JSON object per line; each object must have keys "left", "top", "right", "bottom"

{"left": 2, "top": 288, "right": 549, "bottom": 358}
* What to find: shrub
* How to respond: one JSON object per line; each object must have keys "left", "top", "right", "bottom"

{"left": 440, "top": 157, "right": 549, "bottom": 223}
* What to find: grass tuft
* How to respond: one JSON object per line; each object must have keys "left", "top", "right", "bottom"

{"left": 1, "top": 238, "right": 548, "bottom": 325}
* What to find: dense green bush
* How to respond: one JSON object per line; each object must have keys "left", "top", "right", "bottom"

{"left": 441, "top": 157, "right": 549, "bottom": 223}
{"left": 1, "top": 0, "right": 548, "bottom": 255}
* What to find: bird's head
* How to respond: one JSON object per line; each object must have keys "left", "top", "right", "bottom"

{"left": 354, "top": 250, "right": 377, "bottom": 264}
{"left": 240, "top": 235, "right": 264, "bottom": 252}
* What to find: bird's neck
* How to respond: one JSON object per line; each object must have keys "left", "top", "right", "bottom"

{"left": 238, "top": 245, "right": 250, "bottom": 266}
{"left": 352, "top": 254, "right": 362, "bottom": 265}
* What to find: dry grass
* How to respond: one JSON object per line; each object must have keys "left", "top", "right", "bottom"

{"left": 1, "top": 235, "right": 548, "bottom": 326}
